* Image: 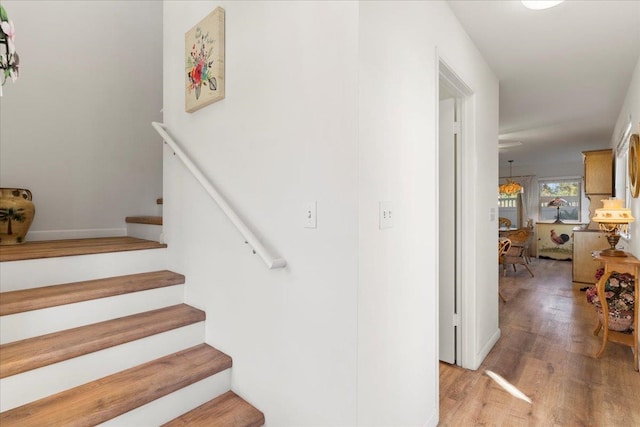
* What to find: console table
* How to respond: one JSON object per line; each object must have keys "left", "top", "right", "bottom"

{"left": 592, "top": 252, "right": 639, "bottom": 371}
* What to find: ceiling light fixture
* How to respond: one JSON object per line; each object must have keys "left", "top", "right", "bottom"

{"left": 521, "top": 1, "right": 564, "bottom": 10}
{"left": 499, "top": 160, "right": 523, "bottom": 195}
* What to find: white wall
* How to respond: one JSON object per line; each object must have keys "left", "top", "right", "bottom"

{"left": 357, "top": 2, "right": 498, "bottom": 425}
{"left": 614, "top": 56, "right": 640, "bottom": 252}
{"left": 162, "top": 1, "right": 359, "bottom": 425}
{"left": 610, "top": 55, "right": 640, "bottom": 371}
{"left": 162, "top": 1, "right": 497, "bottom": 425}
{"left": 0, "top": 1, "right": 163, "bottom": 240}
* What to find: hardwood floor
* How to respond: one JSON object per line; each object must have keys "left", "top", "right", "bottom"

{"left": 439, "top": 258, "right": 640, "bottom": 426}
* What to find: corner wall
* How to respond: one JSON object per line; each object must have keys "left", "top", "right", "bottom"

{"left": 162, "top": 1, "right": 498, "bottom": 425}
{"left": 357, "top": 2, "right": 498, "bottom": 424}
{"left": 0, "top": 1, "right": 163, "bottom": 239}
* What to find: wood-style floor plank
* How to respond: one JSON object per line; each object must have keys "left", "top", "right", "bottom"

{"left": 0, "top": 344, "right": 232, "bottom": 427}
{"left": 162, "top": 391, "right": 265, "bottom": 427}
{"left": 439, "top": 258, "right": 640, "bottom": 426}
{"left": 0, "top": 304, "right": 204, "bottom": 378}
{"left": 0, "top": 270, "right": 185, "bottom": 316}
{"left": 0, "top": 237, "right": 166, "bottom": 262}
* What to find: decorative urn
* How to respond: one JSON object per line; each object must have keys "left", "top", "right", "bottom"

{"left": 0, "top": 188, "right": 35, "bottom": 245}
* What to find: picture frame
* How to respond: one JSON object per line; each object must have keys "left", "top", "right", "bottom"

{"left": 628, "top": 132, "right": 640, "bottom": 198}
{"left": 185, "top": 7, "right": 225, "bottom": 113}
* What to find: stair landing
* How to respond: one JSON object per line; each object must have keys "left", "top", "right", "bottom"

{"left": 0, "top": 237, "right": 166, "bottom": 262}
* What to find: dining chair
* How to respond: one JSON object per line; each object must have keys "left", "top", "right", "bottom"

{"left": 498, "top": 238, "right": 512, "bottom": 303}
{"left": 498, "top": 217, "right": 512, "bottom": 229}
{"left": 502, "top": 229, "right": 534, "bottom": 277}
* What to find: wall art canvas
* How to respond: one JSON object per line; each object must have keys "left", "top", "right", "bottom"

{"left": 185, "top": 7, "right": 225, "bottom": 113}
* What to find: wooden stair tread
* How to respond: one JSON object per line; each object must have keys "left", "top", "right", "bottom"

{"left": 0, "top": 270, "right": 185, "bottom": 316}
{"left": 0, "top": 304, "right": 204, "bottom": 379}
{"left": 126, "top": 216, "right": 163, "bottom": 225}
{"left": 0, "top": 237, "right": 167, "bottom": 262}
{"left": 162, "top": 391, "right": 265, "bottom": 427}
{"left": 0, "top": 344, "right": 232, "bottom": 427}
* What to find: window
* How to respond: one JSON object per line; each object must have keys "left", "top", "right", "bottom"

{"left": 498, "top": 192, "right": 521, "bottom": 228}
{"left": 538, "top": 179, "right": 581, "bottom": 222}
{"left": 615, "top": 118, "right": 633, "bottom": 238}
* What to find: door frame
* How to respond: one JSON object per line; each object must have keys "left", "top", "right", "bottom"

{"left": 436, "top": 55, "right": 476, "bottom": 370}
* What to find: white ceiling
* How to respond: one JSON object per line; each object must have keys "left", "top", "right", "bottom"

{"left": 447, "top": 0, "right": 640, "bottom": 168}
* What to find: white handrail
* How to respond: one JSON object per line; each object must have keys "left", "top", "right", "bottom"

{"left": 152, "top": 122, "right": 287, "bottom": 269}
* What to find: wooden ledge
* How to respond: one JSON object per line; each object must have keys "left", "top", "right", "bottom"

{"left": 0, "top": 237, "right": 167, "bottom": 262}
{"left": 125, "top": 216, "right": 163, "bottom": 225}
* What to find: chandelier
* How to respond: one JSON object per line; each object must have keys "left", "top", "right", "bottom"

{"left": 499, "top": 160, "right": 523, "bottom": 195}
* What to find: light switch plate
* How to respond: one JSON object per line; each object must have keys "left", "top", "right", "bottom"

{"left": 379, "top": 201, "right": 393, "bottom": 229}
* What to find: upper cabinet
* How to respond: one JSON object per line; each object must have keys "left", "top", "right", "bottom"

{"left": 583, "top": 149, "right": 613, "bottom": 195}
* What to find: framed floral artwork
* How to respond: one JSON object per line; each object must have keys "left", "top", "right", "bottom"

{"left": 185, "top": 7, "right": 225, "bottom": 113}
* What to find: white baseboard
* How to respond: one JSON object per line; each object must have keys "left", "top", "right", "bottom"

{"left": 476, "top": 328, "right": 501, "bottom": 369}
{"left": 424, "top": 406, "right": 439, "bottom": 427}
{"left": 26, "top": 228, "right": 127, "bottom": 241}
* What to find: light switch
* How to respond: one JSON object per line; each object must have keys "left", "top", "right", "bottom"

{"left": 304, "top": 201, "right": 317, "bottom": 228}
{"left": 379, "top": 201, "right": 393, "bottom": 229}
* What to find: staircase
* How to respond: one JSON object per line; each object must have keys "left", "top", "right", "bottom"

{"left": 125, "top": 197, "right": 165, "bottom": 243}
{"left": 0, "top": 237, "right": 265, "bottom": 426}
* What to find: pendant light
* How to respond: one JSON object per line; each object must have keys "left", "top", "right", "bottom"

{"left": 499, "top": 160, "right": 523, "bottom": 195}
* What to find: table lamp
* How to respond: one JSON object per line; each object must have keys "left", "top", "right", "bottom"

{"left": 592, "top": 198, "right": 635, "bottom": 257}
{"left": 548, "top": 198, "right": 567, "bottom": 223}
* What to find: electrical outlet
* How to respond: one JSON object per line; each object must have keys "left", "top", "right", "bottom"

{"left": 305, "top": 201, "right": 317, "bottom": 228}
{"left": 379, "top": 201, "right": 393, "bottom": 229}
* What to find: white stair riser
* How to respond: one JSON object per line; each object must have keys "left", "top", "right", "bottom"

{"left": 99, "top": 369, "right": 232, "bottom": 427}
{"left": 0, "top": 286, "right": 184, "bottom": 344}
{"left": 0, "top": 323, "right": 205, "bottom": 411}
{"left": 26, "top": 228, "right": 127, "bottom": 242}
{"left": 126, "top": 223, "right": 164, "bottom": 243}
{"left": 0, "top": 249, "right": 169, "bottom": 292}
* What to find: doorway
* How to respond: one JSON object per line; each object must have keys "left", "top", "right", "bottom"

{"left": 438, "top": 85, "right": 461, "bottom": 365}
{"left": 437, "top": 59, "right": 472, "bottom": 367}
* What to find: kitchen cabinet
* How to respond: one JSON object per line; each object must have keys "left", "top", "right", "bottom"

{"left": 583, "top": 149, "right": 613, "bottom": 195}
{"left": 572, "top": 229, "right": 607, "bottom": 283}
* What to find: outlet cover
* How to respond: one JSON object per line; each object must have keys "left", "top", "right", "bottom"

{"left": 379, "top": 201, "right": 393, "bottom": 229}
